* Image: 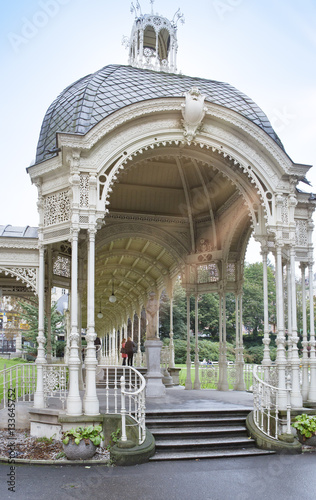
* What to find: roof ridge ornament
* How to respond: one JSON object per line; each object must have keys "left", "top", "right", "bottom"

{"left": 125, "top": 2, "right": 184, "bottom": 73}
{"left": 181, "top": 87, "right": 207, "bottom": 144}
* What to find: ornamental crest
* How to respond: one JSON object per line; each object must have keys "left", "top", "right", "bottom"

{"left": 181, "top": 87, "right": 207, "bottom": 143}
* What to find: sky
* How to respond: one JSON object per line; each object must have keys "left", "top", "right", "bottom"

{"left": 1, "top": 0, "right": 316, "bottom": 263}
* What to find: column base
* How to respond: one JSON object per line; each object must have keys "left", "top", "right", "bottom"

{"left": 145, "top": 339, "right": 165, "bottom": 398}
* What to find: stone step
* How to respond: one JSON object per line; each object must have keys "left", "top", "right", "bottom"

{"left": 148, "top": 425, "right": 247, "bottom": 437}
{"left": 146, "top": 416, "right": 247, "bottom": 427}
{"left": 154, "top": 435, "right": 254, "bottom": 449}
{"left": 150, "top": 447, "right": 276, "bottom": 461}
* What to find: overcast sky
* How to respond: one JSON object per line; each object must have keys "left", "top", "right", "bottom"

{"left": 1, "top": 0, "right": 316, "bottom": 263}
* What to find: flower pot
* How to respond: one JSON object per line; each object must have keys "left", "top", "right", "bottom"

{"left": 63, "top": 439, "right": 96, "bottom": 460}
{"left": 297, "top": 432, "right": 316, "bottom": 447}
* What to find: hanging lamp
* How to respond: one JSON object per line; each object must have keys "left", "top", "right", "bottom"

{"left": 97, "top": 299, "right": 103, "bottom": 319}
{"left": 109, "top": 279, "right": 117, "bottom": 303}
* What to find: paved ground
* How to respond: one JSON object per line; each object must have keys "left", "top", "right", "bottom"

{"left": 2, "top": 388, "right": 315, "bottom": 500}
{"left": 2, "top": 452, "right": 316, "bottom": 500}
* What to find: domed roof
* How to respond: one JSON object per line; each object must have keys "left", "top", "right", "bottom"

{"left": 35, "top": 64, "right": 283, "bottom": 164}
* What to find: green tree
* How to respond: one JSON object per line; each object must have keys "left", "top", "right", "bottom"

{"left": 242, "top": 262, "right": 276, "bottom": 340}
{"left": 19, "top": 300, "right": 64, "bottom": 355}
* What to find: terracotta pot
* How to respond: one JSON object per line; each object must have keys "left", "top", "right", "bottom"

{"left": 63, "top": 439, "right": 96, "bottom": 460}
{"left": 297, "top": 432, "right": 316, "bottom": 447}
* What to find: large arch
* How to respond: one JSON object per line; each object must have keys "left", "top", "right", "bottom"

{"left": 26, "top": 65, "right": 316, "bottom": 414}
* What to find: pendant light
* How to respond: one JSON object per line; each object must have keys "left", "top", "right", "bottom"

{"left": 109, "top": 279, "right": 117, "bottom": 303}
{"left": 97, "top": 298, "right": 103, "bottom": 319}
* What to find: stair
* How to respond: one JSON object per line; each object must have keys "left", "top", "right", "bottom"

{"left": 96, "top": 366, "right": 147, "bottom": 388}
{"left": 146, "top": 408, "right": 275, "bottom": 461}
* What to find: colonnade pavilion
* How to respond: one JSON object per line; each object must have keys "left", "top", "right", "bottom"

{"left": 1, "top": 2, "right": 316, "bottom": 417}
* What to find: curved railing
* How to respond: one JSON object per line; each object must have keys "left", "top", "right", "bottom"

{"left": 121, "top": 367, "right": 146, "bottom": 445}
{"left": 100, "top": 365, "right": 146, "bottom": 445}
{"left": 252, "top": 364, "right": 292, "bottom": 440}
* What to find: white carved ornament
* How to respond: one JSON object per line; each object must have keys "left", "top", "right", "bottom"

{"left": 0, "top": 266, "right": 37, "bottom": 292}
{"left": 181, "top": 87, "right": 207, "bottom": 143}
{"left": 44, "top": 190, "right": 70, "bottom": 227}
{"left": 295, "top": 220, "right": 308, "bottom": 246}
{"left": 80, "top": 174, "right": 89, "bottom": 207}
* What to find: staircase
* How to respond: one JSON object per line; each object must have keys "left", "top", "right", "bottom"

{"left": 96, "top": 366, "right": 147, "bottom": 388}
{"left": 146, "top": 408, "right": 275, "bottom": 461}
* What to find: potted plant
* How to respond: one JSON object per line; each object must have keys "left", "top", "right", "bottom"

{"left": 62, "top": 425, "right": 104, "bottom": 460}
{"left": 292, "top": 413, "right": 316, "bottom": 446}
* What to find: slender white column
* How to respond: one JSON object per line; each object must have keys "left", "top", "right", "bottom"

{"left": 275, "top": 246, "right": 287, "bottom": 409}
{"left": 83, "top": 229, "right": 99, "bottom": 415}
{"left": 308, "top": 261, "right": 316, "bottom": 401}
{"left": 131, "top": 314, "right": 134, "bottom": 341}
{"left": 262, "top": 249, "right": 271, "bottom": 371}
{"left": 66, "top": 230, "right": 82, "bottom": 415}
{"left": 301, "top": 263, "right": 309, "bottom": 400}
{"left": 234, "top": 293, "right": 245, "bottom": 390}
{"left": 185, "top": 294, "right": 192, "bottom": 390}
{"left": 136, "top": 313, "right": 142, "bottom": 367}
{"left": 286, "top": 261, "right": 292, "bottom": 361}
{"left": 289, "top": 247, "right": 303, "bottom": 407}
{"left": 34, "top": 243, "right": 47, "bottom": 408}
{"left": 46, "top": 246, "right": 52, "bottom": 363}
{"left": 194, "top": 294, "right": 200, "bottom": 389}
{"left": 218, "top": 293, "right": 229, "bottom": 391}
{"left": 169, "top": 297, "right": 175, "bottom": 368}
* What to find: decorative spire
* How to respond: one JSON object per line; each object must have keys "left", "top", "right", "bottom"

{"left": 125, "top": 2, "right": 184, "bottom": 73}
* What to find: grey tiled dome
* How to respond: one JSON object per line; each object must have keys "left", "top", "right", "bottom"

{"left": 35, "top": 64, "right": 283, "bottom": 164}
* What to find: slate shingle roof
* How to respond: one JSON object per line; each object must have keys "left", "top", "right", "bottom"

{"left": 35, "top": 64, "right": 283, "bottom": 164}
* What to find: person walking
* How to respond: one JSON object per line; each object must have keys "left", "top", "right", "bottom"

{"left": 121, "top": 338, "right": 127, "bottom": 366}
{"left": 125, "top": 336, "right": 135, "bottom": 366}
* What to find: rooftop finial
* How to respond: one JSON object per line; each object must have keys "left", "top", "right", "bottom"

{"left": 126, "top": 2, "right": 184, "bottom": 73}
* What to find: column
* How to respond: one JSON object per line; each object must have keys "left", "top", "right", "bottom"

{"left": 289, "top": 246, "right": 303, "bottom": 407}
{"left": 34, "top": 243, "right": 47, "bottom": 409}
{"left": 234, "top": 292, "right": 246, "bottom": 390}
{"left": 136, "top": 312, "right": 142, "bottom": 367}
{"left": 169, "top": 297, "right": 175, "bottom": 369}
{"left": 275, "top": 245, "right": 287, "bottom": 409}
{"left": 286, "top": 261, "right": 292, "bottom": 362}
{"left": 185, "top": 293, "right": 192, "bottom": 389}
{"left": 218, "top": 292, "right": 229, "bottom": 391}
{"left": 261, "top": 248, "right": 271, "bottom": 374}
{"left": 83, "top": 228, "right": 99, "bottom": 415}
{"left": 308, "top": 261, "right": 316, "bottom": 402}
{"left": 194, "top": 294, "right": 200, "bottom": 389}
{"left": 46, "top": 246, "right": 52, "bottom": 363}
{"left": 66, "top": 230, "right": 82, "bottom": 415}
{"left": 300, "top": 263, "right": 309, "bottom": 400}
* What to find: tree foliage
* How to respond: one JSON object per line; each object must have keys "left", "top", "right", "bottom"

{"left": 19, "top": 300, "right": 64, "bottom": 354}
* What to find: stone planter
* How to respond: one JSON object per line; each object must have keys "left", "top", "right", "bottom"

{"left": 297, "top": 432, "right": 316, "bottom": 447}
{"left": 63, "top": 439, "right": 96, "bottom": 460}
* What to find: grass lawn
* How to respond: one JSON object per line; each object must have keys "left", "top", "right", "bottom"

{"left": 0, "top": 357, "right": 36, "bottom": 404}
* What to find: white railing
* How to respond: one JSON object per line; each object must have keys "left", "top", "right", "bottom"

{"left": 0, "top": 363, "right": 36, "bottom": 408}
{"left": 100, "top": 366, "right": 146, "bottom": 445}
{"left": 43, "top": 364, "right": 68, "bottom": 409}
{"left": 252, "top": 364, "right": 292, "bottom": 440}
{"left": 198, "top": 362, "right": 264, "bottom": 391}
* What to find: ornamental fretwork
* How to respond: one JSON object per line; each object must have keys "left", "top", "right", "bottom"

{"left": 295, "top": 219, "right": 308, "bottom": 246}
{"left": 0, "top": 267, "right": 37, "bottom": 292}
{"left": 80, "top": 174, "right": 89, "bottom": 208}
{"left": 44, "top": 190, "right": 70, "bottom": 227}
{"left": 226, "top": 263, "right": 236, "bottom": 281}
{"left": 53, "top": 255, "right": 71, "bottom": 278}
{"left": 198, "top": 263, "right": 219, "bottom": 283}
